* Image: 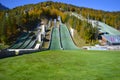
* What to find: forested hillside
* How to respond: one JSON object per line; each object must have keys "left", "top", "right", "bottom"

{"left": 0, "top": 1, "right": 120, "bottom": 47}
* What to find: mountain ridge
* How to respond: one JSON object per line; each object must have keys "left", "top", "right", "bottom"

{"left": 0, "top": 3, "right": 9, "bottom": 10}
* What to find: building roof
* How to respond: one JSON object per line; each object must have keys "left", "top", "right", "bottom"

{"left": 102, "top": 34, "right": 120, "bottom": 44}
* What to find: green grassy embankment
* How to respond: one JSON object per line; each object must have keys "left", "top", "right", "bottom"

{"left": 0, "top": 50, "right": 120, "bottom": 80}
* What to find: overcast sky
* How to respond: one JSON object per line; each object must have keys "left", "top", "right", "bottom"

{"left": 0, "top": 0, "right": 120, "bottom": 11}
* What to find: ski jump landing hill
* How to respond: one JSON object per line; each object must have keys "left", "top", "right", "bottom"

{"left": 72, "top": 12, "right": 120, "bottom": 45}
{"left": 0, "top": 22, "right": 48, "bottom": 58}
{"left": 91, "top": 21, "right": 120, "bottom": 45}
{"left": 49, "top": 23, "right": 79, "bottom": 50}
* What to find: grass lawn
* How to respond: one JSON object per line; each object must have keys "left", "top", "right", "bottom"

{"left": 0, "top": 50, "right": 120, "bottom": 80}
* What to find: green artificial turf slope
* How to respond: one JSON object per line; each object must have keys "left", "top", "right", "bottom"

{"left": 49, "top": 27, "right": 61, "bottom": 50}
{"left": 0, "top": 50, "right": 120, "bottom": 80}
{"left": 60, "top": 25, "right": 79, "bottom": 50}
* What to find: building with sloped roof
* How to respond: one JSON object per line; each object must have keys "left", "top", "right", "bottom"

{"left": 97, "top": 21, "right": 120, "bottom": 45}
{"left": 102, "top": 35, "right": 120, "bottom": 45}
